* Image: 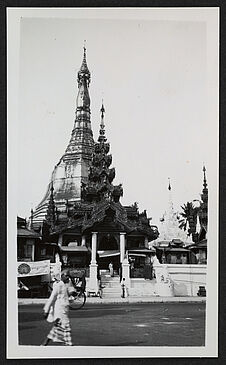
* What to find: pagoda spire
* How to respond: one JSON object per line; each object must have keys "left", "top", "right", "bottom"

{"left": 168, "top": 177, "right": 171, "bottom": 191}
{"left": 203, "top": 165, "right": 207, "bottom": 190}
{"left": 81, "top": 103, "right": 123, "bottom": 203}
{"left": 200, "top": 165, "right": 208, "bottom": 230}
{"left": 64, "top": 46, "right": 93, "bottom": 159}
{"left": 168, "top": 178, "right": 174, "bottom": 217}
{"left": 32, "top": 46, "right": 94, "bottom": 227}
{"left": 159, "top": 178, "right": 189, "bottom": 242}
{"left": 75, "top": 45, "right": 91, "bottom": 121}
{"left": 98, "top": 102, "right": 107, "bottom": 143}
{"left": 77, "top": 44, "right": 91, "bottom": 86}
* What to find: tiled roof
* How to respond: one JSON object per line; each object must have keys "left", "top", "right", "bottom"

{"left": 17, "top": 228, "right": 41, "bottom": 238}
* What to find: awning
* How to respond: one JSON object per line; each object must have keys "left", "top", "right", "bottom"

{"left": 154, "top": 240, "right": 171, "bottom": 248}
{"left": 98, "top": 250, "right": 120, "bottom": 258}
{"left": 129, "top": 248, "right": 156, "bottom": 254}
{"left": 129, "top": 253, "right": 146, "bottom": 257}
{"left": 60, "top": 246, "right": 89, "bottom": 253}
{"left": 188, "top": 240, "right": 207, "bottom": 249}
{"left": 158, "top": 247, "right": 189, "bottom": 252}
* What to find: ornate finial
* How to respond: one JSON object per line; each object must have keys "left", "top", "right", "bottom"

{"left": 78, "top": 44, "right": 90, "bottom": 84}
{"left": 101, "top": 100, "right": 105, "bottom": 121}
{"left": 168, "top": 177, "right": 171, "bottom": 191}
{"left": 98, "top": 102, "right": 107, "bottom": 143}
{"left": 83, "top": 41, "right": 86, "bottom": 59}
{"left": 203, "top": 165, "right": 207, "bottom": 189}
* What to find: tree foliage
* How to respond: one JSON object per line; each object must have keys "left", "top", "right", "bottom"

{"left": 178, "top": 201, "right": 200, "bottom": 242}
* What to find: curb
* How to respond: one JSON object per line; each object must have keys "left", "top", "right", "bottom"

{"left": 18, "top": 296, "right": 206, "bottom": 305}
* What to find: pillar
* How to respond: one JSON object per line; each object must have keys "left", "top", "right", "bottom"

{"left": 91, "top": 232, "right": 97, "bottom": 264}
{"left": 58, "top": 234, "right": 63, "bottom": 247}
{"left": 120, "top": 233, "right": 126, "bottom": 263}
{"left": 31, "top": 242, "right": 35, "bottom": 261}
{"left": 88, "top": 232, "right": 99, "bottom": 294}
{"left": 122, "top": 256, "right": 131, "bottom": 291}
{"left": 81, "top": 235, "right": 86, "bottom": 246}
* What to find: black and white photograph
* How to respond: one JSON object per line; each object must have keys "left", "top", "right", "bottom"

{"left": 7, "top": 7, "right": 218, "bottom": 358}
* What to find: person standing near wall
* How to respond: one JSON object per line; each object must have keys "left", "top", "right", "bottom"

{"left": 144, "top": 255, "right": 152, "bottom": 279}
{"left": 109, "top": 262, "right": 114, "bottom": 277}
{"left": 181, "top": 254, "right": 188, "bottom": 264}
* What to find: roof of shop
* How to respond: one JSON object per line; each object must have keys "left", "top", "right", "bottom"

{"left": 60, "top": 245, "right": 89, "bottom": 252}
{"left": 17, "top": 228, "right": 41, "bottom": 238}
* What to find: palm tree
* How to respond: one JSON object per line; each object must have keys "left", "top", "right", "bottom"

{"left": 179, "top": 202, "right": 199, "bottom": 242}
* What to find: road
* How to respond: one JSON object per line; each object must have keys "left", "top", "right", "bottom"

{"left": 18, "top": 302, "right": 205, "bottom": 346}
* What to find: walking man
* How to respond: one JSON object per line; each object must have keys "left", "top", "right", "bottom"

{"left": 41, "top": 270, "right": 72, "bottom": 346}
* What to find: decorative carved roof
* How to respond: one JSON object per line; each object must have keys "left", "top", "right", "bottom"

{"left": 81, "top": 104, "right": 123, "bottom": 204}
{"left": 49, "top": 198, "right": 158, "bottom": 241}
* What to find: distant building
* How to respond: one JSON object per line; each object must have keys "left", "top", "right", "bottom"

{"left": 17, "top": 216, "right": 41, "bottom": 262}
{"left": 157, "top": 180, "right": 191, "bottom": 243}
{"left": 152, "top": 168, "right": 208, "bottom": 265}
{"left": 151, "top": 181, "right": 192, "bottom": 264}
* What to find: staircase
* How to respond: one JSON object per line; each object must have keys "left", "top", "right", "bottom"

{"left": 100, "top": 270, "right": 121, "bottom": 298}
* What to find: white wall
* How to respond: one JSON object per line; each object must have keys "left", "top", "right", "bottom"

{"left": 167, "top": 264, "right": 207, "bottom": 297}
{"left": 129, "top": 264, "right": 206, "bottom": 297}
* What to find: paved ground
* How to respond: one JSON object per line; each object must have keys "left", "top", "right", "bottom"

{"left": 18, "top": 302, "right": 206, "bottom": 346}
{"left": 18, "top": 296, "right": 206, "bottom": 305}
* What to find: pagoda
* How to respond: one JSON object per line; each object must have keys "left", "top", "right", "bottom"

{"left": 32, "top": 47, "right": 94, "bottom": 231}
{"left": 44, "top": 103, "right": 159, "bottom": 260}
{"left": 151, "top": 180, "right": 192, "bottom": 264}
{"left": 30, "top": 47, "right": 159, "bottom": 293}
{"left": 157, "top": 180, "right": 191, "bottom": 243}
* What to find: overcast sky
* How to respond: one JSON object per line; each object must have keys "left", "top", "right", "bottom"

{"left": 14, "top": 9, "right": 218, "bottom": 225}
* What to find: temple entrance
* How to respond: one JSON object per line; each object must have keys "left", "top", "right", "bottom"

{"left": 97, "top": 235, "right": 120, "bottom": 272}
{"left": 98, "top": 235, "right": 118, "bottom": 251}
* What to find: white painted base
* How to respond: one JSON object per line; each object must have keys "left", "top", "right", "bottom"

{"left": 87, "top": 263, "right": 99, "bottom": 294}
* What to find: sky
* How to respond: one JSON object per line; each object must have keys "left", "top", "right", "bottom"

{"left": 14, "top": 9, "right": 218, "bottom": 226}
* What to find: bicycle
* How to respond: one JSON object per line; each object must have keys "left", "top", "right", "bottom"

{"left": 68, "top": 286, "right": 86, "bottom": 310}
{"left": 67, "top": 275, "right": 86, "bottom": 310}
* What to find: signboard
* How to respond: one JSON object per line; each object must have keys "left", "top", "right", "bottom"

{"left": 17, "top": 260, "right": 50, "bottom": 277}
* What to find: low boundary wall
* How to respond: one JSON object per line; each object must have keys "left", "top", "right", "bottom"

{"left": 167, "top": 264, "right": 207, "bottom": 296}
{"left": 129, "top": 264, "right": 207, "bottom": 297}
